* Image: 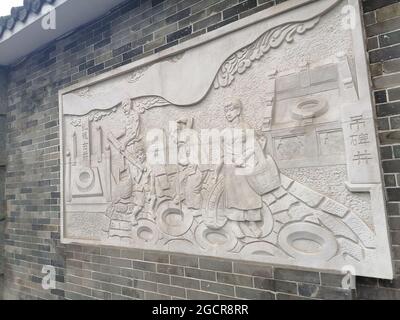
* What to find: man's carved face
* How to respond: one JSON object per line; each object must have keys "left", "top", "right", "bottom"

{"left": 224, "top": 101, "right": 241, "bottom": 122}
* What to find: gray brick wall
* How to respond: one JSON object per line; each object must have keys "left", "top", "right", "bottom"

{"left": 0, "top": 66, "right": 7, "bottom": 293}
{"left": 0, "top": 0, "right": 397, "bottom": 300}
{"left": 355, "top": 0, "right": 400, "bottom": 299}
{"left": 0, "top": 67, "right": 7, "bottom": 207}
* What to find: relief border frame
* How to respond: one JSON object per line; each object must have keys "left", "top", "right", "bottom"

{"left": 58, "top": 0, "right": 394, "bottom": 279}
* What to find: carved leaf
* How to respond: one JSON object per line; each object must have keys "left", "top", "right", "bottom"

{"left": 214, "top": 17, "right": 320, "bottom": 89}
{"left": 131, "top": 96, "right": 169, "bottom": 114}
{"left": 128, "top": 66, "right": 149, "bottom": 83}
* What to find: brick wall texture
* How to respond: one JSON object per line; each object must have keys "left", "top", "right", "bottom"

{"left": 0, "top": 0, "right": 399, "bottom": 300}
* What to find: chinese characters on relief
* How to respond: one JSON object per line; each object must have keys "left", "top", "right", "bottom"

{"left": 349, "top": 115, "right": 373, "bottom": 166}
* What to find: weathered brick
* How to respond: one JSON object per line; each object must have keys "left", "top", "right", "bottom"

{"left": 145, "top": 291, "right": 171, "bottom": 300}
{"left": 166, "top": 8, "right": 191, "bottom": 24}
{"left": 132, "top": 260, "right": 156, "bottom": 272}
{"left": 222, "top": 0, "right": 257, "bottom": 19}
{"left": 364, "top": 0, "right": 400, "bottom": 13}
{"left": 133, "top": 279, "right": 157, "bottom": 292}
{"left": 254, "top": 277, "right": 298, "bottom": 295}
{"left": 193, "top": 13, "right": 221, "bottom": 31}
{"left": 143, "top": 251, "right": 169, "bottom": 263}
{"left": 166, "top": 26, "right": 192, "bottom": 43}
{"left": 122, "top": 46, "right": 144, "bottom": 61}
{"left": 298, "top": 284, "right": 352, "bottom": 300}
{"left": 216, "top": 272, "right": 253, "bottom": 287}
{"left": 158, "top": 284, "right": 186, "bottom": 298}
{"left": 170, "top": 254, "right": 199, "bottom": 268}
{"left": 274, "top": 268, "right": 320, "bottom": 285}
{"left": 120, "top": 248, "right": 143, "bottom": 260}
{"left": 186, "top": 289, "right": 218, "bottom": 300}
{"left": 387, "top": 188, "right": 400, "bottom": 201}
{"left": 377, "top": 102, "right": 400, "bottom": 117}
{"left": 376, "top": 2, "right": 400, "bottom": 21}
{"left": 366, "top": 16, "right": 400, "bottom": 37}
{"left": 381, "top": 146, "right": 393, "bottom": 160}
{"left": 379, "top": 130, "right": 400, "bottom": 145}
{"left": 383, "top": 57, "right": 400, "bottom": 73}
{"left": 207, "top": 15, "right": 238, "bottom": 32}
{"left": 199, "top": 257, "right": 232, "bottom": 272}
{"left": 157, "top": 263, "right": 185, "bottom": 276}
{"left": 171, "top": 276, "right": 200, "bottom": 290}
{"left": 394, "top": 145, "right": 400, "bottom": 158}
{"left": 235, "top": 286, "right": 275, "bottom": 300}
{"left": 383, "top": 159, "right": 400, "bottom": 173}
{"left": 121, "top": 287, "right": 144, "bottom": 299}
{"left": 233, "top": 262, "right": 273, "bottom": 278}
{"left": 144, "top": 271, "right": 170, "bottom": 284}
{"left": 201, "top": 280, "right": 235, "bottom": 296}
{"left": 100, "top": 247, "right": 121, "bottom": 258}
{"left": 370, "top": 44, "right": 400, "bottom": 63}
{"left": 389, "top": 87, "right": 400, "bottom": 101}
{"left": 375, "top": 90, "right": 388, "bottom": 104}
{"left": 357, "top": 285, "right": 400, "bottom": 299}
{"left": 185, "top": 267, "right": 216, "bottom": 281}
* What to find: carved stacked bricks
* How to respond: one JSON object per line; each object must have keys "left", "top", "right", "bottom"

{"left": 59, "top": 0, "right": 393, "bottom": 279}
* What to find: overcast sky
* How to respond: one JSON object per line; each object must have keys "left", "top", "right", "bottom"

{"left": 0, "top": 0, "right": 23, "bottom": 16}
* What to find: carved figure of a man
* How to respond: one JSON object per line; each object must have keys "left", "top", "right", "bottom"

{"left": 105, "top": 168, "right": 143, "bottom": 238}
{"left": 174, "top": 118, "right": 204, "bottom": 210}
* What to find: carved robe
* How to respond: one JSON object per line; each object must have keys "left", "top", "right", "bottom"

{"left": 222, "top": 121, "right": 263, "bottom": 221}
{"left": 176, "top": 164, "right": 203, "bottom": 210}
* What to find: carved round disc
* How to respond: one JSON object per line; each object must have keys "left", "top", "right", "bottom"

{"left": 132, "top": 219, "right": 159, "bottom": 245}
{"left": 195, "top": 223, "right": 237, "bottom": 254}
{"left": 75, "top": 167, "right": 95, "bottom": 191}
{"left": 291, "top": 98, "right": 328, "bottom": 120}
{"left": 278, "top": 222, "right": 338, "bottom": 261}
{"left": 156, "top": 201, "right": 194, "bottom": 237}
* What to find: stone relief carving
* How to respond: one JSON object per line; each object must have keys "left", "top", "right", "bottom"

{"left": 128, "top": 66, "right": 149, "bottom": 83}
{"left": 64, "top": 96, "right": 373, "bottom": 266}
{"left": 76, "top": 87, "right": 91, "bottom": 98}
{"left": 213, "top": 18, "right": 320, "bottom": 89}
{"left": 60, "top": 0, "right": 393, "bottom": 279}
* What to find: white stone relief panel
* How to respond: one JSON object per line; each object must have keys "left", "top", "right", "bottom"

{"left": 59, "top": 0, "right": 393, "bottom": 278}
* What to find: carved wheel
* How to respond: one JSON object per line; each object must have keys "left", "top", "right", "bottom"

{"left": 156, "top": 200, "right": 194, "bottom": 237}
{"left": 75, "top": 167, "right": 95, "bottom": 192}
{"left": 291, "top": 98, "right": 328, "bottom": 120}
{"left": 278, "top": 222, "right": 338, "bottom": 262}
{"left": 132, "top": 218, "right": 159, "bottom": 245}
{"left": 195, "top": 222, "right": 237, "bottom": 254}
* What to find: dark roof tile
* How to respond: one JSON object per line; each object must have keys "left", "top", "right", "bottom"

{"left": 0, "top": 0, "right": 56, "bottom": 39}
